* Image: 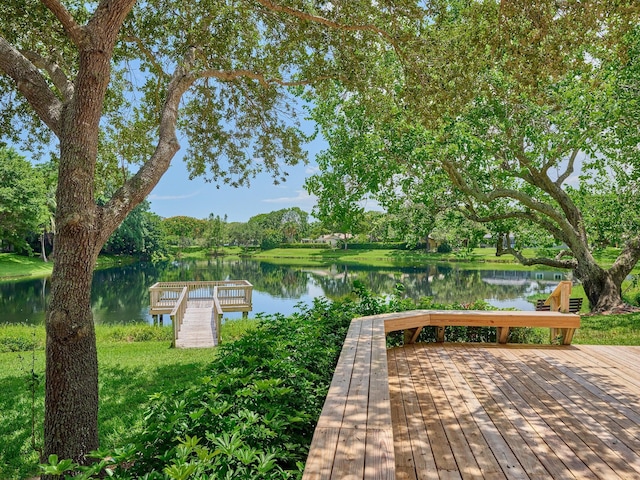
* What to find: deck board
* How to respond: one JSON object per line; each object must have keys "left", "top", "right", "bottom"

{"left": 389, "top": 344, "right": 640, "bottom": 479}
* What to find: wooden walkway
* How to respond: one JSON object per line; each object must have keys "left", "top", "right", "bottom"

{"left": 390, "top": 343, "right": 640, "bottom": 479}
{"left": 174, "top": 300, "right": 217, "bottom": 348}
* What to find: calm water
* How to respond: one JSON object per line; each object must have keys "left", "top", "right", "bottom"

{"left": 0, "top": 259, "right": 567, "bottom": 325}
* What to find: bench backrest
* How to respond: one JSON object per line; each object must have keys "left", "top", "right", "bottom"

{"left": 536, "top": 297, "right": 583, "bottom": 314}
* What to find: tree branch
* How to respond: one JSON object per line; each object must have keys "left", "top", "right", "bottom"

{"left": 496, "top": 244, "right": 578, "bottom": 269}
{"left": 98, "top": 48, "right": 198, "bottom": 242}
{"left": 123, "top": 35, "right": 169, "bottom": 79}
{"left": 20, "top": 50, "right": 74, "bottom": 101}
{"left": 41, "top": 0, "right": 87, "bottom": 47}
{"left": 555, "top": 147, "right": 579, "bottom": 186}
{"left": 255, "top": 0, "right": 396, "bottom": 42}
{"left": 443, "top": 160, "right": 573, "bottom": 233}
{"left": 0, "top": 36, "right": 63, "bottom": 136}
{"left": 200, "top": 68, "right": 334, "bottom": 88}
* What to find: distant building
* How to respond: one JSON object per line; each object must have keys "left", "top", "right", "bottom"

{"left": 315, "top": 233, "right": 354, "bottom": 247}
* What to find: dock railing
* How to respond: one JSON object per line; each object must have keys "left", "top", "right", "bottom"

{"left": 212, "top": 288, "right": 223, "bottom": 345}
{"left": 169, "top": 287, "right": 189, "bottom": 346}
{"left": 149, "top": 280, "right": 253, "bottom": 315}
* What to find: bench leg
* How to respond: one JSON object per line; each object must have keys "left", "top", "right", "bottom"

{"left": 496, "top": 327, "right": 510, "bottom": 344}
{"left": 405, "top": 327, "right": 423, "bottom": 344}
{"left": 561, "top": 328, "right": 576, "bottom": 345}
{"left": 436, "top": 326, "right": 445, "bottom": 343}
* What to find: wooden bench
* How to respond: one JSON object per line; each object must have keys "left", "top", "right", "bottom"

{"left": 302, "top": 309, "right": 580, "bottom": 480}
{"left": 536, "top": 297, "right": 583, "bottom": 314}
{"left": 385, "top": 309, "right": 581, "bottom": 345}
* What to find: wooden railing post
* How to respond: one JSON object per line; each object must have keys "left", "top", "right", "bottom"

{"left": 546, "top": 280, "right": 572, "bottom": 313}
{"left": 169, "top": 287, "right": 188, "bottom": 347}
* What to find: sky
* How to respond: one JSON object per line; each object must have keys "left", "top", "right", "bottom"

{"left": 147, "top": 129, "right": 325, "bottom": 223}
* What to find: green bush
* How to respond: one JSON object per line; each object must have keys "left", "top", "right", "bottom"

{"left": 280, "top": 243, "right": 331, "bottom": 249}
{"left": 82, "top": 297, "right": 371, "bottom": 479}
{"left": 345, "top": 242, "right": 408, "bottom": 250}
{"left": 437, "top": 242, "right": 452, "bottom": 253}
{"left": 0, "top": 335, "right": 39, "bottom": 353}
{"left": 0, "top": 324, "right": 44, "bottom": 353}
{"left": 105, "top": 324, "right": 173, "bottom": 343}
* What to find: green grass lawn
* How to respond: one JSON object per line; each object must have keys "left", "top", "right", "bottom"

{"left": 0, "top": 321, "right": 259, "bottom": 480}
{"left": 0, "top": 253, "right": 52, "bottom": 280}
{"left": 0, "top": 253, "right": 136, "bottom": 282}
{"left": 573, "top": 312, "right": 640, "bottom": 345}
{"left": 249, "top": 247, "right": 555, "bottom": 270}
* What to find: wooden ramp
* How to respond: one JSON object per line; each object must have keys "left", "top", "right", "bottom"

{"left": 174, "top": 300, "right": 217, "bottom": 348}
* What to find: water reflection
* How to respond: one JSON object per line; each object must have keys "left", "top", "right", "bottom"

{"left": 0, "top": 259, "right": 564, "bottom": 325}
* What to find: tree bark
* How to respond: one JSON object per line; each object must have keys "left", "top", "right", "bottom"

{"left": 43, "top": 7, "right": 114, "bottom": 464}
{"left": 44, "top": 101, "right": 103, "bottom": 468}
{"left": 576, "top": 264, "right": 625, "bottom": 313}
{"left": 44, "top": 230, "right": 100, "bottom": 464}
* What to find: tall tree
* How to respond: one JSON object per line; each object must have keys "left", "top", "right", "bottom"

{"left": 206, "top": 213, "right": 228, "bottom": 254}
{"left": 309, "top": 1, "right": 639, "bottom": 312}
{"left": 415, "top": 3, "right": 640, "bottom": 312}
{"left": 0, "top": 0, "right": 417, "bottom": 465}
{"left": 102, "top": 201, "right": 167, "bottom": 259}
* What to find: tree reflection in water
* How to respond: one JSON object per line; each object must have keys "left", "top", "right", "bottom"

{"left": 0, "top": 259, "right": 561, "bottom": 324}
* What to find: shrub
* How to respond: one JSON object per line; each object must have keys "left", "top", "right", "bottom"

{"left": 104, "top": 324, "right": 173, "bottom": 343}
{"left": 82, "top": 297, "right": 366, "bottom": 479}
{"left": 0, "top": 325, "right": 43, "bottom": 353}
{"left": 437, "top": 242, "right": 452, "bottom": 253}
{"left": 0, "top": 335, "right": 39, "bottom": 353}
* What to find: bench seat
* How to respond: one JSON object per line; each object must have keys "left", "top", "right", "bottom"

{"left": 382, "top": 309, "right": 580, "bottom": 345}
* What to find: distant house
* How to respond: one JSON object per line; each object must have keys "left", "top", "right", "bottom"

{"left": 425, "top": 235, "right": 439, "bottom": 251}
{"left": 316, "top": 233, "right": 354, "bottom": 247}
{"left": 481, "top": 234, "right": 516, "bottom": 249}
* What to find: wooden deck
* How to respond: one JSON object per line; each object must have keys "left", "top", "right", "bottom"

{"left": 303, "top": 310, "right": 640, "bottom": 480}
{"left": 390, "top": 343, "right": 640, "bottom": 479}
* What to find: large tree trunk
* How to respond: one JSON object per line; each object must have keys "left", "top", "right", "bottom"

{"left": 44, "top": 230, "right": 100, "bottom": 464}
{"left": 44, "top": 112, "right": 103, "bottom": 465}
{"left": 43, "top": 39, "right": 109, "bottom": 466}
{"left": 575, "top": 263, "right": 626, "bottom": 313}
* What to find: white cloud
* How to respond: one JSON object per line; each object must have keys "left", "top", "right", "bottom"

{"left": 263, "top": 189, "right": 316, "bottom": 205}
{"left": 148, "top": 191, "right": 200, "bottom": 201}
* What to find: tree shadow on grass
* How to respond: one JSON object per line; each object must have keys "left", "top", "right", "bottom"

{"left": 0, "top": 358, "right": 212, "bottom": 479}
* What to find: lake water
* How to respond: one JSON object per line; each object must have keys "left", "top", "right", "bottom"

{"left": 0, "top": 259, "right": 567, "bottom": 325}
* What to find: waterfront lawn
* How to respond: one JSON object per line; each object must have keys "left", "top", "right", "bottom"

{"left": 0, "top": 253, "right": 136, "bottom": 281}
{"left": 252, "top": 247, "right": 551, "bottom": 269}
{"left": 573, "top": 312, "right": 640, "bottom": 345}
{"left": 0, "top": 253, "right": 52, "bottom": 280}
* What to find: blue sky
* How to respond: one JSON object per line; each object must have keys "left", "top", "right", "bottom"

{"left": 147, "top": 135, "right": 325, "bottom": 222}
